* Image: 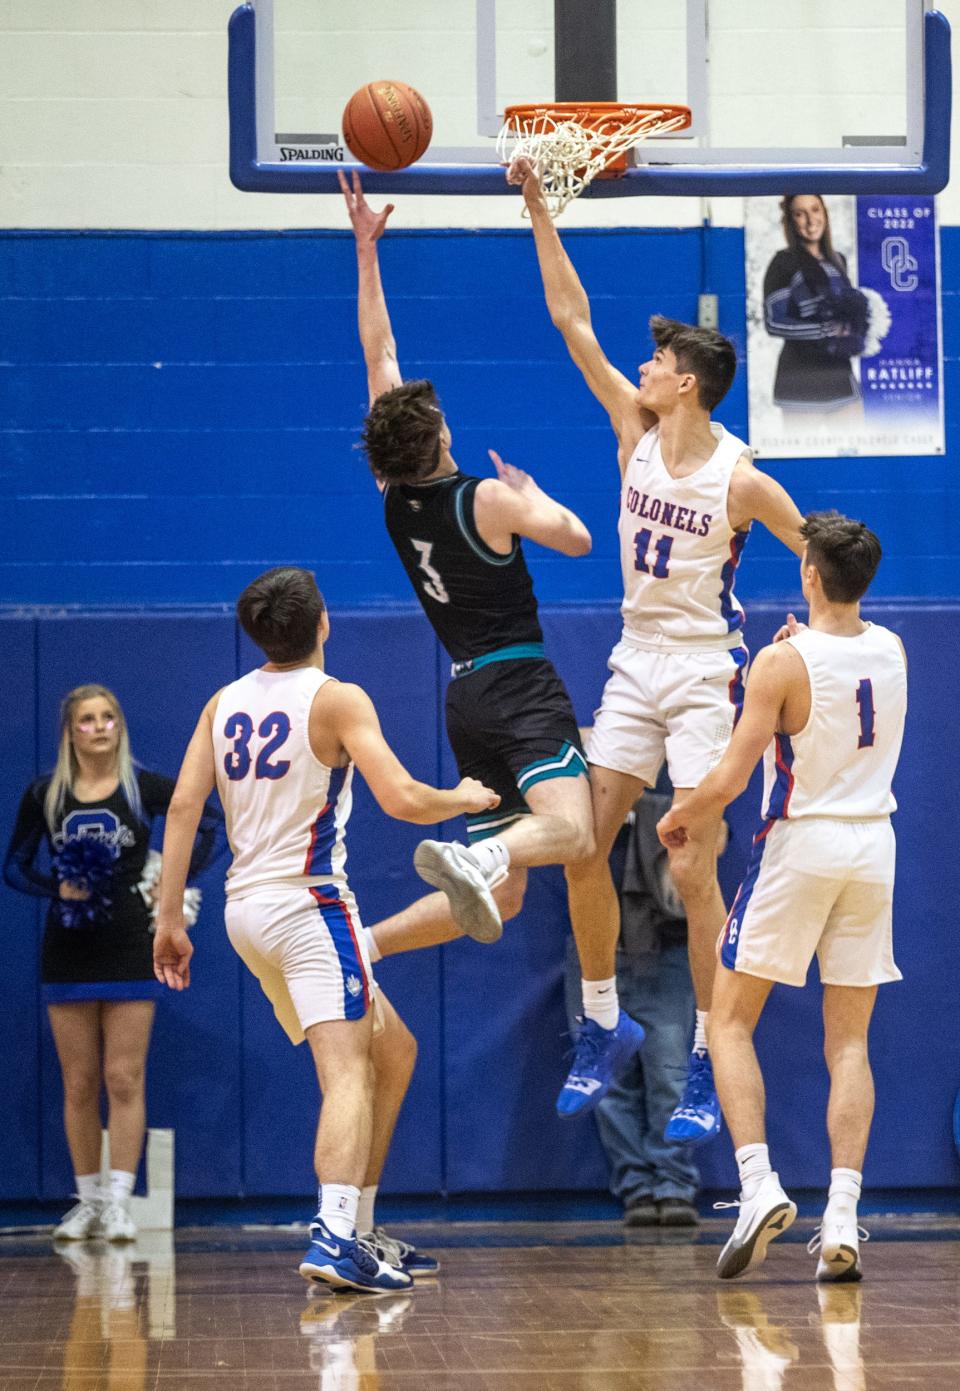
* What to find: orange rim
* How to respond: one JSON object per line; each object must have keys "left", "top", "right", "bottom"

{"left": 502, "top": 101, "right": 691, "bottom": 177}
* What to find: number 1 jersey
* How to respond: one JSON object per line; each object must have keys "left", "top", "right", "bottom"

{"left": 384, "top": 472, "right": 543, "bottom": 662}
{"left": 762, "top": 624, "right": 907, "bottom": 821}
{"left": 620, "top": 423, "right": 750, "bottom": 647}
{"left": 213, "top": 667, "right": 356, "bottom": 903}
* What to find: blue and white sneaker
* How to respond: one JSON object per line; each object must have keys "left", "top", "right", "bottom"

{"left": 299, "top": 1218, "right": 413, "bottom": 1292}
{"left": 556, "top": 1011, "right": 646, "bottom": 1118}
{"left": 665, "top": 1049, "right": 723, "bottom": 1145}
{"left": 364, "top": 1226, "right": 440, "bottom": 1278}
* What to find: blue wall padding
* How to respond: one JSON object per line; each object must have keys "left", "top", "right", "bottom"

{"left": 2, "top": 602, "right": 956, "bottom": 1198}
{"left": 1, "top": 227, "right": 958, "bottom": 606}
{"left": 0, "top": 620, "right": 42, "bottom": 1199}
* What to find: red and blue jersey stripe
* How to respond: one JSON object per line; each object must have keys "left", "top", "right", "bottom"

{"left": 719, "top": 530, "right": 749, "bottom": 632}
{"left": 302, "top": 766, "right": 348, "bottom": 877}
{"left": 766, "top": 733, "right": 796, "bottom": 819}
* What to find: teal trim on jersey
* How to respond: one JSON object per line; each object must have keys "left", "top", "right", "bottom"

{"left": 450, "top": 642, "right": 545, "bottom": 679}
{"left": 465, "top": 807, "right": 532, "bottom": 842}
{"left": 515, "top": 741, "right": 589, "bottom": 793}
{"left": 453, "top": 482, "right": 518, "bottom": 567}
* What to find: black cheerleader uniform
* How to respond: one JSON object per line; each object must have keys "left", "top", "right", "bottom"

{"left": 3, "top": 770, "right": 223, "bottom": 1003}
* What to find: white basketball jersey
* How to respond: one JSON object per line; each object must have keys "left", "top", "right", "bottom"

{"left": 213, "top": 666, "right": 356, "bottom": 903}
{"left": 619, "top": 423, "right": 750, "bottom": 647}
{"left": 761, "top": 623, "right": 907, "bottom": 821}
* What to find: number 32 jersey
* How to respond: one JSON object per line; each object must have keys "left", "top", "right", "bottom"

{"left": 213, "top": 667, "right": 356, "bottom": 903}
{"left": 620, "top": 423, "right": 750, "bottom": 647}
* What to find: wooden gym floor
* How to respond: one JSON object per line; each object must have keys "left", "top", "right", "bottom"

{"left": 0, "top": 1217, "right": 957, "bottom": 1389}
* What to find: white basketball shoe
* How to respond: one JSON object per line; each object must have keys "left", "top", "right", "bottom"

{"left": 53, "top": 1198, "right": 102, "bottom": 1241}
{"left": 715, "top": 1173, "right": 796, "bottom": 1279}
{"left": 413, "top": 840, "right": 504, "bottom": 943}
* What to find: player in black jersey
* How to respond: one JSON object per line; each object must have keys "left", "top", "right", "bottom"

{"left": 341, "top": 170, "right": 645, "bottom": 1117}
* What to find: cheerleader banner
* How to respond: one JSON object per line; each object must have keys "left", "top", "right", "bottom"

{"left": 745, "top": 195, "right": 944, "bottom": 459}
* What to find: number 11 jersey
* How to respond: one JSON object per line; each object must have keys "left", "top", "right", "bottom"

{"left": 619, "top": 423, "right": 750, "bottom": 648}
{"left": 213, "top": 667, "right": 356, "bottom": 903}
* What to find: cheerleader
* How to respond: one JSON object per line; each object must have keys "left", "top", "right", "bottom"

{"left": 4, "top": 685, "right": 221, "bottom": 1242}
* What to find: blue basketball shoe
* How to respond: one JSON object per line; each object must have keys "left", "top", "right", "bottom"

{"left": 299, "top": 1218, "right": 412, "bottom": 1292}
{"left": 556, "top": 1011, "right": 646, "bottom": 1118}
{"left": 665, "top": 1049, "right": 723, "bottom": 1145}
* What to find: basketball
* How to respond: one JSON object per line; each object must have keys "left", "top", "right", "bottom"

{"left": 342, "top": 80, "right": 433, "bottom": 171}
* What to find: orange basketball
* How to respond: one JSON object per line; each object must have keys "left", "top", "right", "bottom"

{"left": 342, "top": 80, "right": 433, "bottom": 171}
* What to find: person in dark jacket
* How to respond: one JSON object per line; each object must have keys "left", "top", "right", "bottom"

{"left": 4, "top": 684, "right": 221, "bottom": 1243}
{"left": 763, "top": 195, "right": 872, "bottom": 413}
{"left": 565, "top": 772, "right": 725, "bottom": 1226}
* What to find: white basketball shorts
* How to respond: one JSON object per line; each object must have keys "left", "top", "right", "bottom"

{"left": 719, "top": 817, "right": 901, "bottom": 988}
{"left": 225, "top": 884, "right": 376, "bottom": 1044}
{"left": 586, "top": 633, "right": 749, "bottom": 789}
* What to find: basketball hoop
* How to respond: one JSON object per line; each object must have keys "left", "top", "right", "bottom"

{"left": 498, "top": 102, "right": 691, "bottom": 217}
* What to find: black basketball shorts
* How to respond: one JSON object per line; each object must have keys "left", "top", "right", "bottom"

{"left": 444, "top": 657, "right": 588, "bottom": 842}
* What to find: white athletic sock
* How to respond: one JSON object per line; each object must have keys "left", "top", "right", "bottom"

{"left": 461, "top": 838, "right": 510, "bottom": 880}
{"left": 319, "top": 1183, "right": 360, "bottom": 1240}
{"left": 106, "top": 1169, "right": 136, "bottom": 1205}
{"left": 364, "top": 927, "right": 382, "bottom": 964}
{"left": 581, "top": 977, "right": 620, "bottom": 1031}
{"left": 736, "top": 1142, "right": 772, "bottom": 1201}
{"left": 76, "top": 1173, "right": 101, "bottom": 1203}
{"left": 825, "top": 1167, "right": 862, "bottom": 1223}
{"left": 357, "top": 1184, "right": 378, "bottom": 1235}
{"left": 693, "top": 1010, "right": 709, "bottom": 1055}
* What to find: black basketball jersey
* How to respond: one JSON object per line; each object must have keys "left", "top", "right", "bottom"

{"left": 383, "top": 471, "right": 543, "bottom": 662}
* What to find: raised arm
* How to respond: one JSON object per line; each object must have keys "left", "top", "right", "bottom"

{"left": 508, "top": 157, "right": 654, "bottom": 453}
{"left": 339, "top": 170, "right": 402, "bottom": 404}
{"left": 729, "top": 459, "right": 805, "bottom": 557}
{"left": 657, "top": 644, "right": 799, "bottom": 846}
{"left": 153, "top": 695, "right": 219, "bottom": 990}
{"left": 473, "top": 450, "right": 591, "bottom": 557}
{"left": 319, "top": 683, "right": 499, "bottom": 824}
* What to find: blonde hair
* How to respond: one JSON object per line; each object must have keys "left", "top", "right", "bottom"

{"left": 43, "top": 684, "right": 142, "bottom": 833}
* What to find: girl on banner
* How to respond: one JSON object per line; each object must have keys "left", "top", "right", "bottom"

{"left": 3, "top": 684, "right": 222, "bottom": 1244}
{"left": 763, "top": 194, "right": 889, "bottom": 415}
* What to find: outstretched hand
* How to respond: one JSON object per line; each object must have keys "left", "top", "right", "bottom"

{"left": 772, "top": 611, "right": 807, "bottom": 643}
{"left": 338, "top": 169, "right": 395, "bottom": 244}
{"left": 506, "top": 155, "right": 543, "bottom": 203}
{"left": 488, "top": 448, "right": 541, "bottom": 499}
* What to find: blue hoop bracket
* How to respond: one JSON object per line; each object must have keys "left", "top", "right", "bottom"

{"left": 228, "top": 5, "right": 951, "bottom": 198}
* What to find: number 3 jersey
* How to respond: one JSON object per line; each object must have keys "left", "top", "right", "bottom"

{"left": 763, "top": 624, "right": 907, "bottom": 821}
{"left": 213, "top": 667, "right": 357, "bottom": 904}
{"left": 620, "top": 423, "right": 750, "bottom": 647}
{"left": 384, "top": 472, "right": 543, "bottom": 661}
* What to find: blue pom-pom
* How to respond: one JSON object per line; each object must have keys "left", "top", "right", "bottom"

{"left": 54, "top": 837, "right": 117, "bottom": 928}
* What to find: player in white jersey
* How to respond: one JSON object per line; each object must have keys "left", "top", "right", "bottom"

{"left": 510, "top": 157, "right": 806, "bottom": 1145}
{"left": 152, "top": 567, "right": 498, "bottom": 1292}
{"left": 658, "top": 513, "right": 906, "bottom": 1283}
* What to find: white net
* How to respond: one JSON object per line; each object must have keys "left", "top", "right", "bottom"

{"left": 497, "top": 104, "right": 690, "bottom": 218}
